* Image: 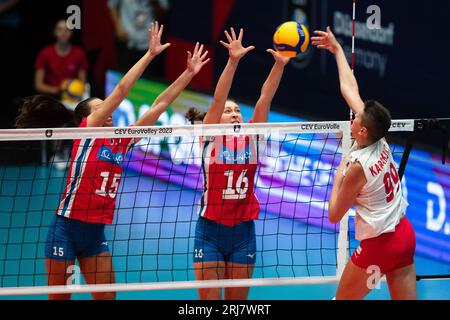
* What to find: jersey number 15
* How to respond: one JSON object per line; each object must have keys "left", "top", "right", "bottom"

{"left": 95, "top": 171, "right": 120, "bottom": 199}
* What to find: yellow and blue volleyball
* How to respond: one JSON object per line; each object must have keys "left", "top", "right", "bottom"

{"left": 61, "top": 79, "right": 85, "bottom": 103}
{"left": 273, "top": 21, "right": 310, "bottom": 57}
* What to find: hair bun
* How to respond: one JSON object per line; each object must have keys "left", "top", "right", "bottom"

{"left": 185, "top": 107, "right": 206, "bottom": 124}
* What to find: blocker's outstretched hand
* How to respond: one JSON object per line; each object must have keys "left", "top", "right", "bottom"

{"left": 266, "top": 49, "right": 290, "bottom": 66}
{"left": 187, "top": 42, "right": 210, "bottom": 75}
{"left": 311, "top": 26, "right": 340, "bottom": 54}
{"left": 220, "top": 27, "right": 255, "bottom": 61}
{"left": 148, "top": 21, "right": 171, "bottom": 57}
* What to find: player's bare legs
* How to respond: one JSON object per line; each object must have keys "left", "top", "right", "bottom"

{"left": 194, "top": 261, "right": 226, "bottom": 300}
{"left": 336, "top": 260, "right": 383, "bottom": 300}
{"left": 45, "top": 258, "right": 75, "bottom": 300}
{"left": 386, "top": 264, "right": 417, "bottom": 300}
{"left": 78, "top": 252, "right": 116, "bottom": 300}
{"left": 224, "top": 262, "right": 254, "bottom": 300}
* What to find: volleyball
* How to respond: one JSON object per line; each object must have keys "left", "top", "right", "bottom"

{"left": 60, "top": 79, "right": 85, "bottom": 103}
{"left": 273, "top": 21, "right": 310, "bottom": 57}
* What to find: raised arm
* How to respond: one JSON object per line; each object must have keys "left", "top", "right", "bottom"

{"left": 135, "top": 42, "right": 210, "bottom": 126}
{"left": 203, "top": 27, "right": 255, "bottom": 124}
{"left": 251, "top": 49, "right": 290, "bottom": 123}
{"left": 312, "top": 27, "right": 364, "bottom": 115}
{"left": 87, "top": 22, "right": 170, "bottom": 127}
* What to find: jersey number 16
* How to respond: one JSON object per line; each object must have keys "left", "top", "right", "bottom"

{"left": 222, "top": 170, "right": 248, "bottom": 200}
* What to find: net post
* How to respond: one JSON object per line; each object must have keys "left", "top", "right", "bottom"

{"left": 336, "top": 121, "right": 352, "bottom": 279}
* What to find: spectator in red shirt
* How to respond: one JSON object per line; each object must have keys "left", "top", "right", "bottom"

{"left": 35, "top": 19, "right": 88, "bottom": 97}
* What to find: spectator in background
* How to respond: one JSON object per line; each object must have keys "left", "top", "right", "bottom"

{"left": 35, "top": 19, "right": 88, "bottom": 98}
{"left": 81, "top": 0, "right": 118, "bottom": 99}
{"left": 109, "top": 0, "right": 169, "bottom": 78}
{"left": 0, "top": 0, "right": 21, "bottom": 128}
{"left": 35, "top": 18, "right": 89, "bottom": 169}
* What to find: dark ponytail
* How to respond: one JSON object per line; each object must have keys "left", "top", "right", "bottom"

{"left": 15, "top": 95, "right": 99, "bottom": 129}
{"left": 15, "top": 95, "right": 74, "bottom": 128}
{"left": 185, "top": 107, "right": 206, "bottom": 124}
{"left": 74, "top": 97, "right": 96, "bottom": 126}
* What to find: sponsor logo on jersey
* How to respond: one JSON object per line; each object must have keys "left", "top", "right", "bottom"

{"left": 219, "top": 146, "right": 253, "bottom": 164}
{"left": 97, "top": 146, "right": 124, "bottom": 165}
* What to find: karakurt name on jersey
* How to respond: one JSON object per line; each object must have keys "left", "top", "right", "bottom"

{"left": 369, "top": 144, "right": 390, "bottom": 177}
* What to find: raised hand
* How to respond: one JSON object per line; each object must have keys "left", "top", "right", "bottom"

{"left": 187, "top": 42, "right": 210, "bottom": 75}
{"left": 266, "top": 49, "right": 290, "bottom": 66}
{"left": 220, "top": 27, "right": 255, "bottom": 61}
{"left": 148, "top": 21, "right": 171, "bottom": 57}
{"left": 311, "top": 26, "right": 340, "bottom": 54}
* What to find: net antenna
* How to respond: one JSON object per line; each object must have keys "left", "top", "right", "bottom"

{"left": 350, "top": 0, "right": 357, "bottom": 122}
{"left": 337, "top": 0, "right": 358, "bottom": 279}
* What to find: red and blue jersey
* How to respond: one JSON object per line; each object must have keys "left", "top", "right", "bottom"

{"left": 56, "top": 118, "right": 132, "bottom": 224}
{"left": 198, "top": 134, "right": 260, "bottom": 226}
